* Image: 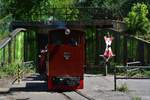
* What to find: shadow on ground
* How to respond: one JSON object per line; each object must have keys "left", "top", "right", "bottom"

{"left": 10, "top": 74, "right": 48, "bottom": 92}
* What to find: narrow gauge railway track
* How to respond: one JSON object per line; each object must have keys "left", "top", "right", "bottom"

{"left": 61, "top": 91, "right": 95, "bottom": 100}
{"left": 61, "top": 92, "right": 72, "bottom": 100}
{"left": 75, "top": 91, "right": 95, "bottom": 100}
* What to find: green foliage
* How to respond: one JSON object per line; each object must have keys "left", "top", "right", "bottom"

{"left": 3, "top": 0, "right": 43, "bottom": 20}
{"left": 116, "top": 68, "right": 150, "bottom": 78}
{"left": 0, "top": 0, "right": 79, "bottom": 21}
{"left": 117, "top": 83, "right": 129, "bottom": 92}
{"left": 132, "top": 96, "right": 141, "bottom": 100}
{"left": 125, "top": 3, "right": 150, "bottom": 36}
{"left": 77, "top": 0, "right": 127, "bottom": 19}
{"left": 47, "top": 0, "right": 79, "bottom": 21}
{"left": 48, "top": 0, "right": 77, "bottom": 8}
{"left": 102, "top": 0, "right": 127, "bottom": 19}
{"left": 0, "top": 62, "right": 19, "bottom": 78}
{"left": 144, "top": 70, "right": 150, "bottom": 77}
{"left": 51, "top": 8, "right": 79, "bottom": 21}
{"left": 0, "top": 61, "right": 36, "bottom": 78}
{"left": 127, "top": 70, "right": 144, "bottom": 77}
{"left": 0, "top": 14, "right": 12, "bottom": 40}
{"left": 0, "top": 0, "right": 45, "bottom": 20}
{"left": 91, "top": 0, "right": 103, "bottom": 7}
{"left": 77, "top": 0, "right": 150, "bottom": 20}
{"left": 1, "top": 0, "right": 150, "bottom": 22}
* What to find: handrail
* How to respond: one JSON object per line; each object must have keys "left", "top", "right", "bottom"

{"left": 126, "top": 61, "right": 141, "bottom": 66}
{"left": 116, "top": 66, "right": 150, "bottom": 69}
{"left": 9, "top": 28, "right": 26, "bottom": 38}
{"left": 0, "top": 37, "right": 11, "bottom": 49}
{"left": 0, "top": 28, "right": 26, "bottom": 49}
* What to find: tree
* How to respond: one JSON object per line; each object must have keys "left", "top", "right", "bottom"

{"left": 76, "top": 0, "right": 127, "bottom": 20}
{"left": 121, "top": 0, "right": 150, "bottom": 18}
{"left": 102, "top": 0, "right": 127, "bottom": 20}
{"left": 47, "top": 0, "right": 79, "bottom": 21}
{"left": 124, "top": 3, "right": 150, "bottom": 36}
{"left": 0, "top": 0, "right": 44, "bottom": 20}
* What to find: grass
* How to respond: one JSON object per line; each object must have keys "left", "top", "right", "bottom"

{"left": 0, "top": 62, "right": 36, "bottom": 79}
{"left": 126, "top": 69, "right": 150, "bottom": 78}
{"left": 117, "top": 83, "right": 129, "bottom": 92}
{"left": 0, "top": 63, "right": 18, "bottom": 78}
{"left": 143, "top": 70, "right": 150, "bottom": 77}
{"left": 0, "top": 32, "right": 9, "bottom": 42}
{"left": 132, "top": 96, "right": 141, "bottom": 100}
{"left": 115, "top": 66, "right": 150, "bottom": 78}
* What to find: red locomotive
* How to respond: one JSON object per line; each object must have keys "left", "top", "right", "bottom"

{"left": 45, "top": 28, "right": 85, "bottom": 90}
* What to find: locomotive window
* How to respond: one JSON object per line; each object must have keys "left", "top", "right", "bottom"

{"left": 49, "top": 31, "right": 81, "bottom": 46}
{"left": 50, "top": 33, "right": 64, "bottom": 45}
{"left": 64, "top": 34, "right": 80, "bottom": 46}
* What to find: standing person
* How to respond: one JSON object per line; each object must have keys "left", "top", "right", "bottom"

{"left": 39, "top": 46, "right": 48, "bottom": 74}
{"left": 103, "top": 32, "right": 114, "bottom": 62}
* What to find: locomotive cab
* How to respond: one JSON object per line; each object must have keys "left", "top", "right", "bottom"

{"left": 47, "top": 28, "right": 85, "bottom": 90}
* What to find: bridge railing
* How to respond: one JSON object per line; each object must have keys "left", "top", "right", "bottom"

{"left": 0, "top": 28, "right": 26, "bottom": 66}
{"left": 11, "top": 7, "right": 116, "bottom": 22}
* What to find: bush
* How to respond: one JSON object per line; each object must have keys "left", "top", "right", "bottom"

{"left": 132, "top": 96, "right": 141, "bottom": 100}
{"left": 125, "top": 3, "right": 150, "bottom": 36}
{"left": 0, "top": 61, "right": 35, "bottom": 78}
{"left": 117, "top": 83, "right": 129, "bottom": 92}
{"left": 0, "top": 62, "right": 20, "bottom": 78}
{"left": 143, "top": 70, "right": 150, "bottom": 77}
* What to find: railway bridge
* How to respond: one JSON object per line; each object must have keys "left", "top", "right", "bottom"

{"left": 0, "top": 19, "right": 124, "bottom": 67}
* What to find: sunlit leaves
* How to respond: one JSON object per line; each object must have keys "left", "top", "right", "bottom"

{"left": 48, "top": 0, "right": 77, "bottom": 8}
{"left": 102, "top": 0, "right": 127, "bottom": 19}
{"left": 125, "top": 3, "right": 150, "bottom": 36}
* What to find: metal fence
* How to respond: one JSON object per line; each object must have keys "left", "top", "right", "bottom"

{"left": 10, "top": 7, "right": 115, "bottom": 22}
{"left": 114, "top": 65, "right": 150, "bottom": 91}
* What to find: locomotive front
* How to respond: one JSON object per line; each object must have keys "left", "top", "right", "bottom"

{"left": 46, "top": 28, "right": 85, "bottom": 90}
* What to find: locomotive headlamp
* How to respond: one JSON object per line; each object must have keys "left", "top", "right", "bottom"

{"left": 65, "top": 28, "right": 70, "bottom": 35}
